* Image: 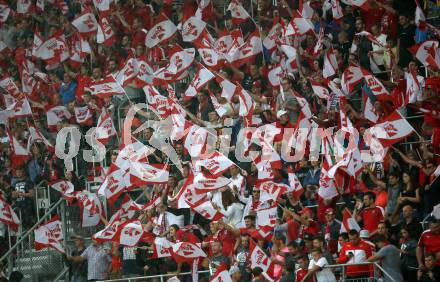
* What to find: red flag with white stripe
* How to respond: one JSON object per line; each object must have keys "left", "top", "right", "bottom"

{"left": 409, "top": 40, "right": 440, "bottom": 69}
{"left": 288, "top": 172, "right": 304, "bottom": 198}
{"left": 0, "top": 197, "right": 20, "bottom": 231}
{"left": 86, "top": 75, "right": 125, "bottom": 98}
{"left": 145, "top": 13, "right": 177, "bottom": 48}
{"left": 258, "top": 181, "right": 289, "bottom": 202}
{"left": 237, "top": 85, "right": 254, "bottom": 118}
{"left": 71, "top": 11, "right": 98, "bottom": 36}
{"left": 286, "top": 11, "right": 314, "bottom": 36}
{"left": 152, "top": 47, "right": 195, "bottom": 85}
{"left": 369, "top": 111, "right": 414, "bottom": 147}
{"left": 186, "top": 199, "right": 224, "bottom": 221}
{"left": 74, "top": 106, "right": 93, "bottom": 126}
{"left": 227, "top": 0, "right": 250, "bottom": 25}
{"left": 361, "top": 68, "right": 389, "bottom": 98}
{"left": 7, "top": 129, "right": 29, "bottom": 169}
{"left": 318, "top": 157, "right": 339, "bottom": 200}
{"left": 94, "top": 109, "right": 116, "bottom": 145}
{"left": 75, "top": 190, "right": 105, "bottom": 227}
{"left": 46, "top": 105, "right": 72, "bottom": 127}
{"left": 184, "top": 64, "right": 214, "bottom": 99}
{"left": 96, "top": 16, "right": 115, "bottom": 46}
{"left": 195, "top": 151, "right": 235, "bottom": 177}
{"left": 415, "top": 0, "right": 426, "bottom": 30}
{"left": 209, "top": 263, "right": 232, "bottom": 282}
{"left": 34, "top": 215, "right": 65, "bottom": 253}
{"left": 323, "top": 48, "right": 338, "bottom": 78}
{"left": 340, "top": 208, "right": 361, "bottom": 233}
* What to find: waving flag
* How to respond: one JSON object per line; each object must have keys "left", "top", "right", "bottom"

{"left": 98, "top": 166, "right": 131, "bottom": 204}
{"left": 267, "top": 65, "right": 284, "bottom": 87}
{"left": 27, "top": 126, "right": 54, "bottom": 151}
{"left": 74, "top": 190, "right": 105, "bottom": 227}
{"left": 236, "top": 85, "right": 254, "bottom": 118}
{"left": 415, "top": 0, "right": 426, "bottom": 30}
{"left": 186, "top": 199, "right": 224, "bottom": 221}
{"left": 74, "top": 106, "right": 93, "bottom": 125}
{"left": 195, "top": 151, "right": 235, "bottom": 177}
{"left": 0, "top": 197, "right": 20, "bottom": 231}
{"left": 210, "top": 263, "right": 233, "bottom": 282}
{"left": 288, "top": 172, "right": 304, "bottom": 198}
{"left": 323, "top": 48, "right": 338, "bottom": 78}
{"left": 86, "top": 75, "right": 125, "bottom": 98}
{"left": 227, "top": 30, "right": 262, "bottom": 67}
{"left": 263, "top": 21, "right": 280, "bottom": 53}
{"left": 97, "top": 16, "right": 115, "bottom": 46}
{"left": 46, "top": 105, "right": 72, "bottom": 127}
{"left": 193, "top": 173, "right": 231, "bottom": 194}
{"left": 145, "top": 13, "right": 177, "bottom": 48}
{"left": 292, "top": 91, "right": 312, "bottom": 118}
{"left": 184, "top": 64, "right": 214, "bottom": 98}
{"left": 369, "top": 111, "right": 414, "bottom": 147}
{"left": 310, "top": 80, "right": 330, "bottom": 99}
{"left": 341, "top": 64, "right": 363, "bottom": 94}
{"left": 345, "top": 0, "right": 369, "bottom": 10}
{"left": 115, "top": 56, "right": 139, "bottom": 87}
{"left": 405, "top": 70, "right": 422, "bottom": 105}
{"left": 7, "top": 129, "right": 29, "bottom": 169}
{"left": 93, "top": 212, "right": 124, "bottom": 242}
{"left": 152, "top": 47, "right": 195, "bottom": 85}
{"left": 181, "top": 16, "right": 207, "bottom": 42}
{"left": 114, "top": 220, "right": 144, "bottom": 247}
{"left": 318, "top": 157, "right": 339, "bottom": 200}
{"left": 0, "top": 3, "right": 11, "bottom": 22}
{"left": 227, "top": 0, "right": 250, "bottom": 24}
{"left": 50, "top": 180, "right": 74, "bottom": 200}
{"left": 34, "top": 216, "right": 65, "bottom": 253}
{"left": 340, "top": 208, "right": 361, "bottom": 233}
{"left": 95, "top": 109, "right": 116, "bottom": 144}
{"left": 409, "top": 40, "right": 440, "bottom": 69}
{"left": 362, "top": 84, "right": 379, "bottom": 123}
{"left": 249, "top": 240, "right": 275, "bottom": 276}
{"left": 216, "top": 75, "right": 236, "bottom": 102}
{"left": 71, "top": 11, "right": 98, "bottom": 36}
{"left": 361, "top": 68, "right": 389, "bottom": 98}
{"left": 171, "top": 242, "right": 207, "bottom": 263}
{"left": 6, "top": 98, "right": 32, "bottom": 118}
{"left": 0, "top": 77, "right": 21, "bottom": 99}
{"left": 93, "top": 0, "right": 111, "bottom": 15}
{"left": 286, "top": 12, "right": 314, "bottom": 36}
{"left": 257, "top": 181, "right": 288, "bottom": 202}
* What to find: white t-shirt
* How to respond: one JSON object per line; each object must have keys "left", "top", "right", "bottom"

{"left": 308, "top": 257, "right": 336, "bottom": 282}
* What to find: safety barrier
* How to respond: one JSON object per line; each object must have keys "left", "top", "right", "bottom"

{"left": 97, "top": 263, "right": 397, "bottom": 282}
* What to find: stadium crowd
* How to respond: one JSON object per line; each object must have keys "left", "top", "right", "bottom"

{"left": 1, "top": 0, "right": 440, "bottom": 282}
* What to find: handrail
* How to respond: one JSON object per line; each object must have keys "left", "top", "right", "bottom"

{"left": 99, "top": 263, "right": 396, "bottom": 282}
{"left": 100, "top": 270, "right": 210, "bottom": 282}
{"left": 53, "top": 266, "right": 69, "bottom": 282}
{"left": 0, "top": 198, "right": 65, "bottom": 263}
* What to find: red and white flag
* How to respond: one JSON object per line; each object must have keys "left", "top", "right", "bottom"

{"left": 258, "top": 181, "right": 289, "bottom": 202}
{"left": 74, "top": 106, "right": 93, "bottom": 126}
{"left": 216, "top": 75, "right": 236, "bottom": 102}
{"left": 263, "top": 21, "right": 280, "bottom": 53}
{"left": 346, "top": 0, "right": 369, "bottom": 10}
{"left": 94, "top": 109, "right": 116, "bottom": 144}
{"left": 34, "top": 216, "right": 65, "bottom": 253}
{"left": 249, "top": 240, "right": 275, "bottom": 275}
{"left": 341, "top": 64, "right": 363, "bottom": 94}
{"left": 184, "top": 64, "right": 214, "bottom": 98}
{"left": 195, "top": 151, "right": 235, "bottom": 177}
{"left": 193, "top": 173, "right": 231, "bottom": 194}
{"left": 0, "top": 197, "right": 20, "bottom": 231}
{"left": 288, "top": 172, "right": 304, "bottom": 198}
{"left": 115, "top": 56, "right": 139, "bottom": 87}
{"left": 46, "top": 105, "right": 72, "bottom": 127}
{"left": 6, "top": 98, "right": 32, "bottom": 118}
{"left": 409, "top": 40, "right": 440, "bottom": 69}
{"left": 267, "top": 65, "right": 284, "bottom": 87}
{"left": 86, "top": 75, "right": 125, "bottom": 98}
{"left": 318, "top": 157, "right": 339, "bottom": 200}
{"left": 71, "top": 11, "right": 98, "bottom": 36}
{"left": 405, "top": 70, "right": 422, "bottom": 105}
{"left": 310, "top": 80, "right": 330, "bottom": 99}
{"left": 114, "top": 220, "right": 144, "bottom": 247}
{"left": 292, "top": 91, "right": 312, "bottom": 118}
{"left": 314, "top": 25, "right": 325, "bottom": 55}
{"left": 93, "top": 0, "right": 111, "bottom": 15}
{"left": 415, "top": 0, "right": 426, "bottom": 30}
{"left": 75, "top": 190, "right": 105, "bottom": 227}
{"left": 97, "top": 16, "right": 115, "bottom": 46}
{"left": 227, "top": 0, "right": 250, "bottom": 24}
{"left": 227, "top": 30, "right": 262, "bottom": 67}
{"left": 236, "top": 85, "right": 254, "bottom": 118}
{"left": 181, "top": 16, "right": 207, "bottom": 43}
{"left": 286, "top": 12, "right": 314, "bottom": 36}
{"left": 256, "top": 204, "right": 277, "bottom": 229}
{"left": 355, "top": 31, "right": 386, "bottom": 48}
{"left": 369, "top": 111, "right": 414, "bottom": 147}
{"left": 130, "top": 163, "right": 169, "bottom": 184}
{"left": 210, "top": 94, "right": 229, "bottom": 117}
{"left": 7, "top": 129, "right": 29, "bottom": 169}
{"left": 152, "top": 47, "right": 195, "bottom": 85}
{"left": 98, "top": 166, "right": 131, "bottom": 204}
{"left": 340, "top": 208, "right": 361, "bottom": 233}
{"left": 50, "top": 180, "right": 74, "bottom": 200}
{"left": 151, "top": 237, "right": 172, "bottom": 258}
{"left": 171, "top": 242, "right": 207, "bottom": 262}
{"left": 186, "top": 199, "right": 224, "bottom": 221}
{"left": 209, "top": 263, "right": 232, "bottom": 282}
{"left": 363, "top": 88, "right": 379, "bottom": 123}
{"left": 323, "top": 48, "right": 338, "bottom": 78}
{"left": 0, "top": 77, "right": 21, "bottom": 99}
{"left": 331, "top": 0, "right": 344, "bottom": 21}
{"left": 361, "top": 68, "right": 389, "bottom": 98}
{"left": 34, "top": 35, "right": 70, "bottom": 67}
{"left": 183, "top": 123, "right": 209, "bottom": 158}
{"left": 145, "top": 13, "right": 177, "bottom": 48}
{"left": 27, "top": 126, "right": 54, "bottom": 151}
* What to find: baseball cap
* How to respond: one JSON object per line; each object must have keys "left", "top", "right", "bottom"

{"left": 324, "top": 208, "right": 334, "bottom": 215}
{"left": 359, "top": 230, "right": 370, "bottom": 239}
{"left": 277, "top": 110, "right": 288, "bottom": 119}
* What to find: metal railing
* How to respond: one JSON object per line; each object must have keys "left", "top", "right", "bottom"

{"left": 100, "top": 270, "right": 210, "bottom": 282}
{"left": 0, "top": 198, "right": 66, "bottom": 280}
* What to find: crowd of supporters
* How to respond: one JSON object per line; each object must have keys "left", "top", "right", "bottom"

{"left": 1, "top": 0, "right": 440, "bottom": 282}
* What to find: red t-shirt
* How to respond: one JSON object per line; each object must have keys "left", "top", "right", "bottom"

{"left": 295, "top": 268, "right": 313, "bottom": 282}
{"left": 299, "top": 219, "right": 320, "bottom": 238}
{"left": 217, "top": 228, "right": 236, "bottom": 256}
{"left": 338, "top": 240, "right": 373, "bottom": 277}
{"left": 287, "top": 219, "right": 300, "bottom": 243}
{"left": 418, "top": 229, "right": 440, "bottom": 256}
{"left": 360, "top": 206, "right": 384, "bottom": 234}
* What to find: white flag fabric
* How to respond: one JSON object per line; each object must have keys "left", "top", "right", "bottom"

{"left": 75, "top": 190, "right": 105, "bottom": 227}
{"left": 71, "top": 11, "right": 98, "bottom": 35}
{"left": 0, "top": 197, "right": 20, "bottom": 231}
{"left": 86, "top": 75, "right": 125, "bottom": 98}
{"left": 46, "top": 105, "right": 72, "bottom": 127}
{"left": 145, "top": 13, "right": 177, "bottom": 48}
{"left": 34, "top": 216, "right": 65, "bottom": 253}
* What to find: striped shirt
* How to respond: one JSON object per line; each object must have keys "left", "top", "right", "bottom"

{"left": 81, "top": 244, "right": 112, "bottom": 280}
